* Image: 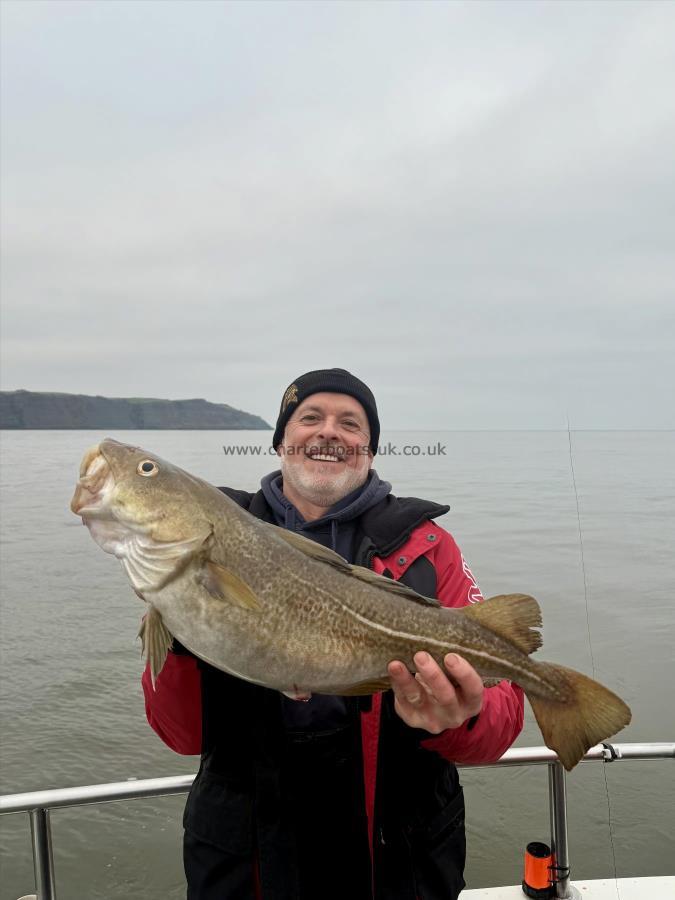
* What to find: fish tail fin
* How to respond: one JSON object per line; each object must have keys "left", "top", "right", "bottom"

{"left": 527, "top": 663, "right": 631, "bottom": 771}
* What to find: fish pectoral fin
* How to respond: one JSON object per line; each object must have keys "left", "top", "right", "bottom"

{"left": 198, "top": 560, "right": 260, "bottom": 611}
{"left": 138, "top": 605, "right": 173, "bottom": 690}
{"left": 336, "top": 677, "right": 392, "bottom": 696}
{"left": 458, "top": 593, "right": 543, "bottom": 655}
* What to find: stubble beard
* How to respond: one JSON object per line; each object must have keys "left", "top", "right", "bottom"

{"left": 280, "top": 455, "right": 369, "bottom": 509}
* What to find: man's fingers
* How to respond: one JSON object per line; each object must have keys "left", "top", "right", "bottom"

{"left": 389, "top": 653, "right": 484, "bottom": 731}
{"left": 413, "top": 651, "right": 459, "bottom": 707}
{"left": 388, "top": 654, "right": 484, "bottom": 720}
{"left": 414, "top": 672, "right": 437, "bottom": 699}
{"left": 387, "top": 660, "right": 413, "bottom": 688}
{"left": 444, "top": 654, "right": 484, "bottom": 708}
{"left": 388, "top": 660, "right": 424, "bottom": 706}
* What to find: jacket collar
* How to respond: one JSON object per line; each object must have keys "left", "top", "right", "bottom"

{"left": 219, "top": 484, "right": 449, "bottom": 559}
{"left": 357, "top": 494, "right": 449, "bottom": 558}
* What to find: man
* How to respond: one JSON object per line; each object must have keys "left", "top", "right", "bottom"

{"left": 143, "top": 368, "right": 524, "bottom": 900}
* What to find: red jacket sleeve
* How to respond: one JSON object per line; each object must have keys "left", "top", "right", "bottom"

{"left": 419, "top": 528, "right": 525, "bottom": 764}
{"left": 142, "top": 651, "right": 203, "bottom": 755}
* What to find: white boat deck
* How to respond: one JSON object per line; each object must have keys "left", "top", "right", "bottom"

{"left": 463, "top": 876, "right": 675, "bottom": 900}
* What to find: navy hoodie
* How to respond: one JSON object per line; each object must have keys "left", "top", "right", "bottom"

{"left": 261, "top": 469, "right": 391, "bottom": 561}
{"left": 260, "top": 469, "right": 391, "bottom": 732}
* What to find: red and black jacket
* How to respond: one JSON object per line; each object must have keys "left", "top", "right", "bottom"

{"left": 143, "top": 488, "right": 524, "bottom": 899}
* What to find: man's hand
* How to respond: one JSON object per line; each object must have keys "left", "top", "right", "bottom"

{"left": 387, "top": 652, "right": 484, "bottom": 734}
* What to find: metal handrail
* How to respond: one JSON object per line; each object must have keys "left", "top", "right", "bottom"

{"left": 0, "top": 773, "right": 196, "bottom": 816}
{"left": 463, "top": 740, "right": 675, "bottom": 767}
{"left": 3, "top": 742, "right": 671, "bottom": 816}
{"left": 2, "top": 742, "right": 673, "bottom": 900}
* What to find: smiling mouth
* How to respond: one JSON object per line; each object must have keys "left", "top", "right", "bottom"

{"left": 305, "top": 448, "right": 345, "bottom": 463}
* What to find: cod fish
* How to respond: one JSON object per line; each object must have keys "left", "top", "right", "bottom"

{"left": 71, "top": 439, "right": 631, "bottom": 771}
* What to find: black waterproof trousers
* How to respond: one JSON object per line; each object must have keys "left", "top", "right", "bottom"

{"left": 184, "top": 725, "right": 372, "bottom": 900}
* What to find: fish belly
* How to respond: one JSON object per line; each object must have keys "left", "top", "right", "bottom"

{"left": 149, "top": 570, "right": 383, "bottom": 693}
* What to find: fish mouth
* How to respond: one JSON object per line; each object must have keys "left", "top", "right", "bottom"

{"left": 72, "top": 439, "right": 209, "bottom": 589}
{"left": 70, "top": 444, "right": 115, "bottom": 517}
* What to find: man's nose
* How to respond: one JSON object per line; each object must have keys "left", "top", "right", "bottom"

{"left": 315, "top": 417, "right": 341, "bottom": 440}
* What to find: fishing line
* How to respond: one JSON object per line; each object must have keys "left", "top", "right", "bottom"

{"left": 566, "top": 418, "right": 620, "bottom": 897}
{"left": 566, "top": 418, "right": 595, "bottom": 677}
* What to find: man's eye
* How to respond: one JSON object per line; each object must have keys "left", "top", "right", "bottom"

{"left": 301, "top": 415, "right": 318, "bottom": 422}
{"left": 343, "top": 420, "right": 360, "bottom": 430}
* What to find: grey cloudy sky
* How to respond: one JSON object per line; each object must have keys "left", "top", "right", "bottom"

{"left": 1, "top": 0, "right": 673, "bottom": 429}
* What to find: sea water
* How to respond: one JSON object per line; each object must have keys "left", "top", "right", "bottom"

{"left": 1, "top": 430, "right": 673, "bottom": 899}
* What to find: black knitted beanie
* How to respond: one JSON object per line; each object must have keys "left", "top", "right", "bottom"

{"left": 272, "top": 368, "right": 380, "bottom": 453}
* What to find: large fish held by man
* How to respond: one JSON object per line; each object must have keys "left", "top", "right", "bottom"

{"left": 71, "top": 438, "right": 631, "bottom": 771}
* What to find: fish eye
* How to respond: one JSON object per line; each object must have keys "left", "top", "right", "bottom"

{"left": 137, "top": 459, "right": 159, "bottom": 477}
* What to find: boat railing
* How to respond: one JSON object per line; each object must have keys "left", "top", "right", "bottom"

{"left": 1, "top": 741, "right": 673, "bottom": 900}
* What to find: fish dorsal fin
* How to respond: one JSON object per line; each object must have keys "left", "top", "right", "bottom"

{"left": 273, "top": 526, "right": 440, "bottom": 608}
{"left": 138, "top": 605, "right": 174, "bottom": 689}
{"left": 198, "top": 560, "right": 261, "bottom": 611}
{"left": 459, "top": 593, "right": 543, "bottom": 655}
{"left": 347, "top": 565, "right": 441, "bottom": 608}
{"left": 272, "top": 527, "right": 352, "bottom": 571}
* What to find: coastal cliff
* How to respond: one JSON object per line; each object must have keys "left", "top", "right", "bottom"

{"left": 0, "top": 390, "right": 271, "bottom": 430}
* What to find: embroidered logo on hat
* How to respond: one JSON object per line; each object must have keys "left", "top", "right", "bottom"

{"left": 281, "top": 383, "right": 298, "bottom": 412}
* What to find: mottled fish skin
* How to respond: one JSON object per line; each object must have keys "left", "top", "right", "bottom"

{"left": 71, "top": 438, "right": 632, "bottom": 770}
{"left": 70, "top": 440, "right": 550, "bottom": 695}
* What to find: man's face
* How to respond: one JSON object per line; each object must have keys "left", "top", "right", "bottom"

{"left": 278, "top": 392, "right": 373, "bottom": 509}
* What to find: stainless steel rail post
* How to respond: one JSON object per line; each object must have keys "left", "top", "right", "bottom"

{"left": 548, "top": 762, "right": 570, "bottom": 899}
{"left": 28, "top": 808, "right": 56, "bottom": 900}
